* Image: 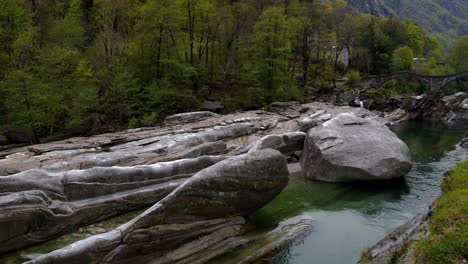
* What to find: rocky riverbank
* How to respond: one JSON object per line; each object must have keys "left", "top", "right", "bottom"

{"left": 0, "top": 100, "right": 431, "bottom": 263}
{"left": 340, "top": 90, "right": 468, "bottom": 124}
{"left": 358, "top": 143, "right": 468, "bottom": 264}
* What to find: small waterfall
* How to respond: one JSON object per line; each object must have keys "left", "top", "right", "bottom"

{"left": 359, "top": 101, "right": 364, "bottom": 108}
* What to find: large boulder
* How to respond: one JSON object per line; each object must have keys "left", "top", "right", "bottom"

{"left": 129, "top": 149, "right": 289, "bottom": 225}
{"left": 27, "top": 149, "right": 289, "bottom": 264}
{"left": 300, "top": 114, "right": 412, "bottom": 182}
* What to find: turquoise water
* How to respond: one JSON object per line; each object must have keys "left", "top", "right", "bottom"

{"left": 246, "top": 119, "right": 468, "bottom": 264}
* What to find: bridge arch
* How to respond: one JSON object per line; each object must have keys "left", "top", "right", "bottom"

{"left": 355, "top": 71, "right": 468, "bottom": 90}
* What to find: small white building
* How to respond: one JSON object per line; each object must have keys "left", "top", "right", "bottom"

{"left": 337, "top": 45, "right": 350, "bottom": 70}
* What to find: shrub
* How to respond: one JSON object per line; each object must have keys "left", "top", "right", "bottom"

{"left": 346, "top": 70, "right": 361, "bottom": 87}
{"left": 145, "top": 81, "right": 200, "bottom": 119}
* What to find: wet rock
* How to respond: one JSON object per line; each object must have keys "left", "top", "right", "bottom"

{"left": 27, "top": 149, "right": 289, "bottom": 264}
{"left": 0, "top": 156, "right": 225, "bottom": 254}
{"left": 300, "top": 114, "right": 412, "bottom": 182}
{"left": 249, "top": 132, "right": 306, "bottom": 156}
{"left": 165, "top": 111, "right": 219, "bottom": 126}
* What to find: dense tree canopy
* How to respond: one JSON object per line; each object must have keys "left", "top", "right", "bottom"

{"left": 0, "top": 0, "right": 464, "bottom": 142}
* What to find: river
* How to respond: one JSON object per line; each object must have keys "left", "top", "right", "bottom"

{"left": 1, "top": 119, "right": 467, "bottom": 264}
{"left": 224, "top": 118, "right": 468, "bottom": 264}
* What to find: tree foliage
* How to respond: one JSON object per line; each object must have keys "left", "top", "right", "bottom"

{"left": 0, "top": 0, "right": 462, "bottom": 141}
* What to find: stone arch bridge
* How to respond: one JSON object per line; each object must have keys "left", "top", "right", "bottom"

{"left": 355, "top": 71, "right": 468, "bottom": 90}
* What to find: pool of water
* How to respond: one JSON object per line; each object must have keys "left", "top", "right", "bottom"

{"left": 245, "top": 119, "right": 468, "bottom": 264}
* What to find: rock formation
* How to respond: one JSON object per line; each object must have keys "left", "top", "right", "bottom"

{"left": 401, "top": 92, "right": 467, "bottom": 122}
{"left": 300, "top": 114, "right": 412, "bottom": 182}
{"left": 0, "top": 101, "right": 413, "bottom": 262}
{"left": 26, "top": 149, "right": 289, "bottom": 264}
{"left": 0, "top": 156, "right": 225, "bottom": 254}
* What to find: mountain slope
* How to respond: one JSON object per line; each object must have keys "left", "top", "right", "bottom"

{"left": 347, "top": 0, "right": 468, "bottom": 46}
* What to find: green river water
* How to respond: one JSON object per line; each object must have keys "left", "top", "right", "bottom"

{"left": 1, "top": 118, "right": 467, "bottom": 264}
{"left": 245, "top": 119, "right": 468, "bottom": 264}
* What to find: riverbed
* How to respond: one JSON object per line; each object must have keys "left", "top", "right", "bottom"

{"left": 1, "top": 119, "right": 467, "bottom": 264}
{"left": 230, "top": 119, "right": 468, "bottom": 264}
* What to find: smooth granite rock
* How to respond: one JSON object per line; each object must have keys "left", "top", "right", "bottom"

{"left": 300, "top": 114, "right": 412, "bottom": 182}
{"left": 0, "top": 156, "right": 225, "bottom": 254}
{"left": 164, "top": 111, "right": 219, "bottom": 126}
{"left": 27, "top": 149, "right": 289, "bottom": 264}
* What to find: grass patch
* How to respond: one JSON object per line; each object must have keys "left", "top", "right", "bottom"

{"left": 417, "top": 161, "right": 468, "bottom": 264}
{"left": 360, "top": 248, "right": 373, "bottom": 264}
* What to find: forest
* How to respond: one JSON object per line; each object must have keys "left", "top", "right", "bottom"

{"left": 0, "top": 0, "right": 467, "bottom": 142}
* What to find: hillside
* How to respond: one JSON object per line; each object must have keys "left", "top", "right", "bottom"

{"left": 347, "top": 0, "right": 468, "bottom": 46}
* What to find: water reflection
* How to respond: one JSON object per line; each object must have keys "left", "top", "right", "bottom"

{"left": 245, "top": 119, "right": 468, "bottom": 264}
{"left": 249, "top": 175, "right": 409, "bottom": 229}
{"left": 392, "top": 120, "right": 467, "bottom": 162}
